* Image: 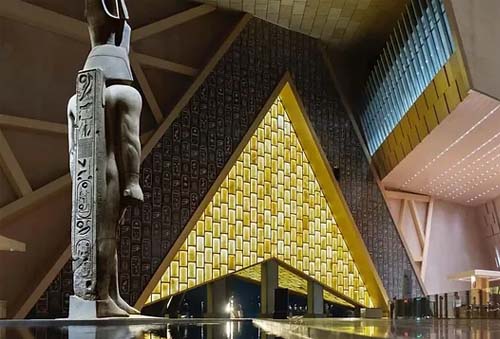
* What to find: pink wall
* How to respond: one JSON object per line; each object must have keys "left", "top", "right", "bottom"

{"left": 477, "top": 196, "right": 500, "bottom": 269}
{"left": 387, "top": 198, "right": 495, "bottom": 295}
{"left": 425, "top": 200, "right": 495, "bottom": 294}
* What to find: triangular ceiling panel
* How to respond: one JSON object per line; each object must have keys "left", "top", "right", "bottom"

{"left": 0, "top": 167, "right": 17, "bottom": 207}
{"left": 140, "top": 77, "right": 388, "bottom": 309}
{"left": 133, "top": 10, "right": 241, "bottom": 69}
{"left": 2, "top": 129, "right": 68, "bottom": 190}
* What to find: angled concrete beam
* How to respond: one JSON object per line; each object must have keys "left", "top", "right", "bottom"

{"left": 0, "top": 114, "right": 67, "bottom": 135}
{"left": 385, "top": 190, "right": 431, "bottom": 202}
{"left": 421, "top": 197, "right": 435, "bottom": 282}
{"left": 132, "top": 4, "right": 216, "bottom": 42}
{"left": 134, "top": 52, "right": 198, "bottom": 77}
{"left": 408, "top": 200, "right": 425, "bottom": 249}
{"left": 130, "top": 53, "right": 164, "bottom": 124}
{"left": 0, "top": 0, "right": 87, "bottom": 42}
{"left": 0, "top": 129, "right": 32, "bottom": 197}
{"left": 0, "top": 234, "right": 25, "bottom": 252}
{"left": 13, "top": 246, "right": 71, "bottom": 319}
{"left": 0, "top": 0, "right": 197, "bottom": 78}
{"left": 0, "top": 174, "right": 70, "bottom": 225}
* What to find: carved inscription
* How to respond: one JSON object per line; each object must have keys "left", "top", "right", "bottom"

{"left": 71, "top": 69, "right": 105, "bottom": 300}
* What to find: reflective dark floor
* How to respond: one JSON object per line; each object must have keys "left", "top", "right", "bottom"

{"left": 255, "top": 318, "right": 500, "bottom": 339}
{"left": 2, "top": 318, "right": 500, "bottom": 339}
{"left": 0, "top": 320, "right": 260, "bottom": 339}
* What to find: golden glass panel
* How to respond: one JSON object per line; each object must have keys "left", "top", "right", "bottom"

{"left": 179, "top": 267, "right": 187, "bottom": 283}
{"left": 179, "top": 251, "right": 187, "bottom": 267}
{"left": 188, "top": 232, "right": 196, "bottom": 247}
{"left": 188, "top": 247, "right": 196, "bottom": 262}
{"left": 146, "top": 96, "right": 372, "bottom": 307}
{"left": 213, "top": 253, "right": 220, "bottom": 269}
{"left": 221, "top": 234, "right": 228, "bottom": 249}
{"left": 221, "top": 249, "right": 227, "bottom": 264}
{"left": 196, "top": 237, "right": 204, "bottom": 252}
{"left": 228, "top": 239, "right": 235, "bottom": 255}
{"left": 188, "top": 263, "right": 196, "bottom": 279}
{"left": 204, "top": 249, "right": 212, "bottom": 263}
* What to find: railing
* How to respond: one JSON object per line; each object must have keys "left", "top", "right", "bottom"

{"left": 392, "top": 287, "right": 500, "bottom": 319}
{"left": 360, "top": 0, "right": 454, "bottom": 155}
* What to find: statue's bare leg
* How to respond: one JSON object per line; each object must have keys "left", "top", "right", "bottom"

{"left": 107, "top": 85, "right": 143, "bottom": 202}
{"left": 103, "top": 85, "right": 141, "bottom": 315}
{"left": 110, "top": 251, "right": 140, "bottom": 314}
{"left": 95, "top": 90, "right": 129, "bottom": 317}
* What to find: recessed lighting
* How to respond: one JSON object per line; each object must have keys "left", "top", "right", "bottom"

{"left": 402, "top": 104, "right": 500, "bottom": 191}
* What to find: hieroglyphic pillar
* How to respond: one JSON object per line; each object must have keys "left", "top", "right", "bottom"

{"left": 71, "top": 69, "right": 106, "bottom": 301}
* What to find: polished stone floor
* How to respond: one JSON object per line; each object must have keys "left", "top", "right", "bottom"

{"left": 255, "top": 318, "right": 500, "bottom": 338}
{"left": 0, "top": 318, "right": 500, "bottom": 338}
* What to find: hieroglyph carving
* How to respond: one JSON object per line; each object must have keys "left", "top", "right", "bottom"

{"left": 71, "top": 69, "right": 106, "bottom": 300}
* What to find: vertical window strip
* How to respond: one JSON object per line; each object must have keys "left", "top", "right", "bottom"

{"left": 361, "top": 0, "right": 454, "bottom": 155}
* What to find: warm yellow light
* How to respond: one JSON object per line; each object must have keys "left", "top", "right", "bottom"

{"left": 146, "top": 95, "right": 372, "bottom": 307}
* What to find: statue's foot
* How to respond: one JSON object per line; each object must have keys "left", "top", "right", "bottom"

{"left": 96, "top": 297, "right": 129, "bottom": 318}
{"left": 123, "top": 183, "right": 143, "bottom": 202}
{"left": 113, "top": 294, "right": 141, "bottom": 315}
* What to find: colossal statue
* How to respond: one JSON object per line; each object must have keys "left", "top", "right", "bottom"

{"left": 67, "top": 0, "right": 143, "bottom": 318}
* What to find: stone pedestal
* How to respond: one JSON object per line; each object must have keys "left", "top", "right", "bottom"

{"left": 68, "top": 296, "right": 98, "bottom": 319}
{"left": 260, "top": 260, "right": 278, "bottom": 317}
{"left": 306, "top": 281, "right": 324, "bottom": 318}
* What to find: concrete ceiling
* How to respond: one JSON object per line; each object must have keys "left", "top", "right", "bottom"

{"left": 201, "top": 0, "right": 409, "bottom": 57}
{"left": 383, "top": 91, "right": 500, "bottom": 206}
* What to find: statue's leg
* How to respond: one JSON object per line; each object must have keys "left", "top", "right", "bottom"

{"left": 95, "top": 89, "right": 129, "bottom": 318}
{"left": 108, "top": 84, "right": 143, "bottom": 202}
{"left": 110, "top": 251, "right": 140, "bottom": 314}
{"left": 104, "top": 85, "right": 141, "bottom": 315}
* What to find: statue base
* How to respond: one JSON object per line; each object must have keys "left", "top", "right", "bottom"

{"left": 69, "top": 295, "right": 132, "bottom": 319}
{"left": 68, "top": 296, "right": 98, "bottom": 319}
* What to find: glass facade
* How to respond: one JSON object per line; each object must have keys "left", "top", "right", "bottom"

{"left": 147, "top": 95, "right": 373, "bottom": 307}
{"left": 361, "top": 0, "right": 454, "bottom": 155}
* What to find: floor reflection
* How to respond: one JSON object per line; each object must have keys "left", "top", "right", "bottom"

{"left": 145, "top": 321, "right": 259, "bottom": 339}
{"left": 254, "top": 318, "right": 500, "bottom": 339}
{"left": 2, "top": 318, "right": 500, "bottom": 339}
{"left": 0, "top": 321, "right": 260, "bottom": 339}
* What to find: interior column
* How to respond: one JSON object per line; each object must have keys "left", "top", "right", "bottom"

{"left": 306, "top": 280, "right": 324, "bottom": 318}
{"left": 205, "top": 278, "right": 227, "bottom": 318}
{"left": 260, "top": 260, "right": 278, "bottom": 317}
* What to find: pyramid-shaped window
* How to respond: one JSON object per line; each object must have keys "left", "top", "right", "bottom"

{"left": 142, "top": 78, "right": 387, "bottom": 309}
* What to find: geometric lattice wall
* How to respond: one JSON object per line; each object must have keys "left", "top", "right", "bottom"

{"left": 147, "top": 92, "right": 376, "bottom": 307}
